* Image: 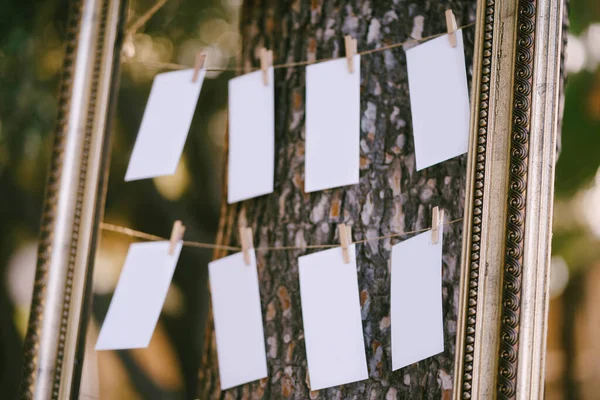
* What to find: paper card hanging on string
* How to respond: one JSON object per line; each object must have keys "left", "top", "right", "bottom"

{"left": 95, "top": 241, "right": 182, "bottom": 350}
{"left": 125, "top": 69, "right": 205, "bottom": 181}
{"left": 228, "top": 60, "right": 275, "bottom": 203}
{"left": 298, "top": 244, "right": 368, "bottom": 390}
{"left": 209, "top": 250, "right": 268, "bottom": 390}
{"left": 305, "top": 54, "right": 360, "bottom": 192}
{"left": 406, "top": 28, "right": 470, "bottom": 171}
{"left": 391, "top": 224, "right": 444, "bottom": 370}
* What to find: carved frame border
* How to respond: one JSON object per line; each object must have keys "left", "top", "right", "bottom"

{"left": 454, "top": 0, "right": 564, "bottom": 398}
{"left": 19, "top": 0, "right": 125, "bottom": 398}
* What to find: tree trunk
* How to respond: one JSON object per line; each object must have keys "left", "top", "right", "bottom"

{"left": 199, "top": 0, "right": 477, "bottom": 398}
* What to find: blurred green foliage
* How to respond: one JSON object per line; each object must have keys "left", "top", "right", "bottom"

{"left": 554, "top": 0, "right": 600, "bottom": 196}
{"left": 568, "top": 0, "right": 600, "bottom": 34}
{"left": 556, "top": 71, "right": 600, "bottom": 196}
{"left": 552, "top": 0, "right": 600, "bottom": 280}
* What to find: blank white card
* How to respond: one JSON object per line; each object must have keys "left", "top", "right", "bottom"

{"left": 298, "top": 244, "right": 368, "bottom": 390}
{"left": 228, "top": 69, "right": 275, "bottom": 203}
{"left": 406, "top": 29, "right": 470, "bottom": 171}
{"left": 125, "top": 69, "right": 205, "bottom": 181}
{"left": 305, "top": 56, "right": 360, "bottom": 192}
{"left": 209, "top": 250, "right": 268, "bottom": 390}
{"left": 391, "top": 227, "right": 444, "bottom": 370}
{"left": 96, "top": 241, "right": 182, "bottom": 350}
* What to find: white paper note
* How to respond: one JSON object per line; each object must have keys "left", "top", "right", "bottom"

{"left": 406, "top": 29, "right": 470, "bottom": 170}
{"left": 391, "top": 227, "right": 444, "bottom": 370}
{"left": 305, "top": 56, "right": 360, "bottom": 192}
{"left": 228, "top": 69, "right": 275, "bottom": 203}
{"left": 298, "top": 244, "right": 368, "bottom": 390}
{"left": 209, "top": 250, "right": 268, "bottom": 390}
{"left": 95, "top": 241, "right": 182, "bottom": 350}
{"left": 125, "top": 69, "right": 205, "bottom": 181}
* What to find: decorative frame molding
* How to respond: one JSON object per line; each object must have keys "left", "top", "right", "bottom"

{"left": 20, "top": 0, "right": 125, "bottom": 398}
{"left": 454, "top": 0, "right": 564, "bottom": 398}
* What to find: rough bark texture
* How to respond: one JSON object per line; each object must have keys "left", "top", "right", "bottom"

{"left": 199, "top": 0, "right": 477, "bottom": 398}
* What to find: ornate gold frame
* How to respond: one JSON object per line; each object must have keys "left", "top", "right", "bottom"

{"left": 454, "top": 0, "right": 564, "bottom": 398}
{"left": 20, "top": 0, "right": 125, "bottom": 398}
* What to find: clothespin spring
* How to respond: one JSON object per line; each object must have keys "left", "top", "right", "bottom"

{"left": 344, "top": 35, "right": 358, "bottom": 74}
{"left": 431, "top": 207, "right": 445, "bottom": 244}
{"left": 192, "top": 52, "right": 206, "bottom": 83}
{"left": 338, "top": 223, "right": 352, "bottom": 264}
{"left": 445, "top": 9, "right": 458, "bottom": 48}
{"left": 169, "top": 220, "right": 186, "bottom": 255}
{"left": 259, "top": 48, "right": 273, "bottom": 86}
{"left": 239, "top": 226, "right": 254, "bottom": 266}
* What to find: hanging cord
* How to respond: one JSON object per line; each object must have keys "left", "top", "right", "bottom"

{"left": 100, "top": 218, "right": 464, "bottom": 253}
{"left": 125, "top": 0, "right": 169, "bottom": 38}
{"left": 123, "top": 1, "right": 475, "bottom": 73}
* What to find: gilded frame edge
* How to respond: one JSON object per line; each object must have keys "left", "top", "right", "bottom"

{"left": 454, "top": 0, "right": 564, "bottom": 399}
{"left": 19, "top": 0, "right": 125, "bottom": 398}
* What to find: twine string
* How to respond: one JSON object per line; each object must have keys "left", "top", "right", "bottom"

{"left": 100, "top": 218, "right": 463, "bottom": 252}
{"left": 125, "top": 0, "right": 169, "bottom": 38}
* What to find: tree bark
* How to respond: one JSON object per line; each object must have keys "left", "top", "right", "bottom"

{"left": 199, "top": 0, "right": 477, "bottom": 398}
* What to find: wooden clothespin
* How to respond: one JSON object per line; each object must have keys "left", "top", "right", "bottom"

{"left": 259, "top": 48, "right": 273, "bottom": 86}
{"left": 431, "top": 207, "right": 445, "bottom": 244}
{"left": 344, "top": 35, "right": 358, "bottom": 73}
{"left": 192, "top": 52, "right": 206, "bottom": 83}
{"left": 445, "top": 9, "right": 458, "bottom": 48}
{"left": 338, "top": 223, "right": 352, "bottom": 264}
{"left": 239, "top": 226, "right": 254, "bottom": 266}
{"left": 169, "top": 220, "right": 186, "bottom": 255}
